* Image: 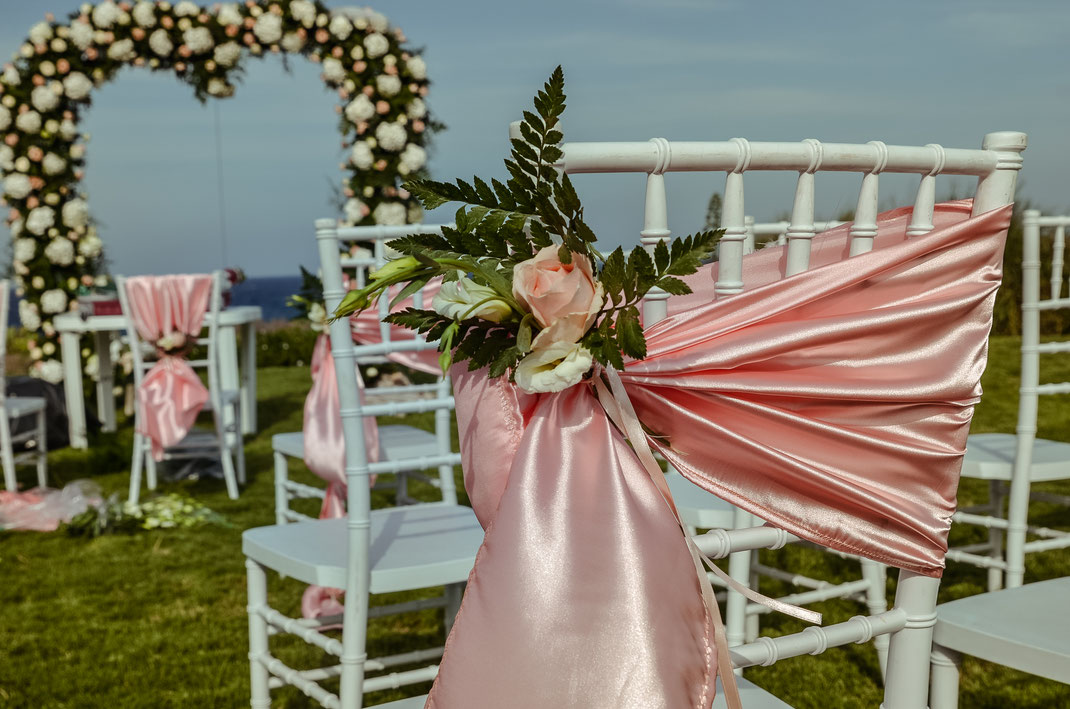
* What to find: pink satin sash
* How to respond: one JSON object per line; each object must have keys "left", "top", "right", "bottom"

{"left": 124, "top": 275, "right": 213, "bottom": 461}
{"left": 426, "top": 201, "right": 1012, "bottom": 708}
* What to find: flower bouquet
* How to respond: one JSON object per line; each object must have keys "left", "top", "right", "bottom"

{"left": 333, "top": 67, "right": 721, "bottom": 392}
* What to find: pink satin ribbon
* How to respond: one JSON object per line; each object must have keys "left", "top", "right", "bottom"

{"left": 426, "top": 200, "right": 1012, "bottom": 708}
{"left": 124, "top": 275, "right": 213, "bottom": 462}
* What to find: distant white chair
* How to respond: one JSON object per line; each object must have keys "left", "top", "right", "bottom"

{"left": 273, "top": 223, "right": 460, "bottom": 522}
{"left": 116, "top": 272, "right": 245, "bottom": 504}
{"left": 945, "top": 210, "right": 1070, "bottom": 590}
{"left": 745, "top": 217, "right": 847, "bottom": 251}
{"left": 929, "top": 576, "right": 1070, "bottom": 708}
{"left": 541, "top": 129, "right": 1025, "bottom": 709}
{"left": 243, "top": 220, "right": 485, "bottom": 708}
{"left": 0, "top": 280, "right": 48, "bottom": 492}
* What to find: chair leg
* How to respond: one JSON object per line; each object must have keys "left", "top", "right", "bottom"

{"left": 929, "top": 644, "right": 962, "bottom": 709}
{"left": 35, "top": 408, "right": 48, "bottom": 488}
{"left": 445, "top": 582, "right": 465, "bottom": 636}
{"left": 744, "top": 567, "right": 760, "bottom": 643}
{"left": 145, "top": 446, "right": 158, "bottom": 492}
{"left": 234, "top": 401, "right": 247, "bottom": 485}
{"left": 220, "top": 443, "right": 240, "bottom": 500}
{"left": 0, "top": 413, "right": 16, "bottom": 491}
{"left": 129, "top": 434, "right": 145, "bottom": 505}
{"left": 882, "top": 571, "right": 940, "bottom": 709}
{"left": 986, "top": 480, "right": 1004, "bottom": 592}
{"left": 274, "top": 450, "right": 289, "bottom": 526}
{"left": 725, "top": 507, "right": 753, "bottom": 656}
{"left": 860, "top": 558, "right": 890, "bottom": 681}
{"left": 246, "top": 558, "right": 272, "bottom": 709}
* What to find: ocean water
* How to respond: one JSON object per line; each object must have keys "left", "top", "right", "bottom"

{"left": 7, "top": 275, "right": 304, "bottom": 328}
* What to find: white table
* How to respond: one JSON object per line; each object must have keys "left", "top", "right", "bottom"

{"left": 54, "top": 306, "right": 262, "bottom": 449}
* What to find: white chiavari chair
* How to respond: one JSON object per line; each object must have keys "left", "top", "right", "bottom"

{"left": 744, "top": 217, "right": 847, "bottom": 251}
{"left": 242, "top": 220, "right": 484, "bottom": 709}
{"left": 116, "top": 271, "right": 244, "bottom": 504}
{"left": 944, "top": 210, "right": 1070, "bottom": 591}
{"left": 273, "top": 224, "right": 460, "bottom": 523}
{"left": 547, "top": 129, "right": 1025, "bottom": 708}
{"left": 0, "top": 279, "right": 48, "bottom": 491}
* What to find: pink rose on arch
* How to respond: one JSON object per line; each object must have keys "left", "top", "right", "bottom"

{"left": 512, "top": 246, "right": 604, "bottom": 345}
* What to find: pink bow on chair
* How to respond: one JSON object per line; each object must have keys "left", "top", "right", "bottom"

{"left": 124, "top": 275, "right": 213, "bottom": 462}
{"left": 426, "top": 201, "right": 1012, "bottom": 708}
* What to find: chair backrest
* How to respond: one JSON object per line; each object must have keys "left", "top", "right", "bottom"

{"left": 531, "top": 127, "right": 1026, "bottom": 709}
{"left": 116, "top": 272, "right": 225, "bottom": 413}
{"left": 746, "top": 217, "right": 847, "bottom": 250}
{"left": 0, "top": 279, "right": 9, "bottom": 398}
{"left": 315, "top": 219, "right": 464, "bottom": 695}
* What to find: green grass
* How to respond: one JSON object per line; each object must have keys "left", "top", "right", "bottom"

{"left": 1, "top": 338, "right": 1069, "bottom": 708}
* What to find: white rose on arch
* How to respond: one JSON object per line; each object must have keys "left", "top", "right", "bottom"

{"left": 398, "top": 144, "right": 426, "bottom": 174}
{"left": 107, "top": 39, "right": 136, "bottom": 62}
{"left": 29, "top": 22, "right": 53, "bottom": 46}
{"left": 35, "top": 359, "right": 65, "bottom": 384}
{"left": 174, "top": 1, "right": 200, "bottom": 16}
{"left": 216, "top": 3, "right": 244, "bottom": 26}
{"left": 19, "top": 301, "right": 41, "bottom": 331}
{"left": 78, "top": 233, "right": 103, "bottom": 258}
{"left": 16, "top": 110, "right": 42, "bottom": 134}
{"left": 280, "top": 32, "right": 305, "bottom": 53}
{"left": 32, "top": 85, "right": 60, "bottom": 112}
{"left": 26, "top": 207, "right": 56, "bottom": 236}
{"left": 344, "top": 94, "right": 375, "bottom": 124}
{"left": 407, "top": 97, "right": 427, "bottom": 119}
{"left": 3, "top": 173, "right": 32, "bottom": 200}
{"left": 376, "top": 75, "right": 401, "bottom": 97}
{"left": 14, "top": 238, "right": 36, "bottom": 262}
{"left": 0, "top": 145, "right": 13, "bottom": 171}
{"left": 344, "top": 198, "right": 369, "bottom": 223}
{"left": 0, "top": 105, "right": 11, "bottom": 132}
{"left": 148, "top": 29, "right": 173, "bottom": 56}
{"left": 44, "top": 237, "right": 75, "bottom": 267}
{"left": 375, "top": 122, "right": 407, "bottom": 152}
{"left": 183, "top": 27, "right": 214, "bottom": 54}
{"left": 372, "top": 201, "right": 406, "bottom": 226}
{"left": 63, "top": 72, "right": 93, "bottom": 100}
{"left": 350, "top": 142, "right": 374, "bottom": 170}
{"left": 43, "top": 153, "right": 67, "bottom": 175}
{"left": 62, "top": 198, "right": 90, "bottom": 228}
{"left": 329, "top": 14, "right": 353, "bottom": 40}
{"left": 322, "top": 57, "right": 346, "bottom": 83}
{"left": 290, "top": 0, "right": 316, "bottom": 27}
{"left": 213, "top": 42, "right": 242, "bottom": 68}
{"left": 132, "top": 1, "right": 156, "bottom": 27}
{"left": 364, "top": 33, "right": 389, "bottom": 59}
{"left": 253, "top": 14, "right": 283, "bottom": 44}
{"left": 207, "top": 78, "right": 235, "bottom": 97}
{"left": 69, "top": 21, "right": 94, "bottom": 50}
{"left": 40, "top": 289, "right": 69, "bottom": 314}
{"left": 406, "top": 56, "right": 427, "bottom": 80}
{"left": 91, "top": 1, "right": 121, "bottom": 29}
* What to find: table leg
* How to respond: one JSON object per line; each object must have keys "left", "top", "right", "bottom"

{"left": 217, "top": 325, "right": 240, "bottom": 445}
{"left": 60, "top": 331, "right": 87, "bottom": 449}
{"left": 93, "top": 331, "right": 116, "bottom": 432}
{"left": 242, "top": 322, "right": 257, "bottom": 434}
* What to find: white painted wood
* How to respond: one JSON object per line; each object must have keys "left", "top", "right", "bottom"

{"left": 848, "top": 141, "right": 886, "bottom": 257}
{"left": 116, "top": 272, "right": 244, "bottom": 504}
{"left": 0, "top": 280, "right": 48, "bottom": 492}
{"left": 244, "top": 219, "right": 484, "bottom": 708}
{"left": 784, "top": 139, "right": 821, "bottom": 273}
{"left": 749, "top": 219, "right": 846, "bottom": 248}
{"left": 906, "top": 144, "right": 944, "bottom": 238}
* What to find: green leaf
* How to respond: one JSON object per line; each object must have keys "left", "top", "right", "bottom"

{"left": 389, "top": 277, "right": 431, "bottom": 309}
{"left": 517, "top": 314, "right": 533, "bottom": 354}
{"left": 616, "top": 305, "right": 646, "bottom": 361}
{"left": 654, "top": 239, "right": 670, "bottom": 272}
{"left": 600, "top": 247, "right": 626, "bottom": 306}
{"left": 489, "top": 345, "right": 521, "bottom": 378}
{"left": 655, "top": 276, "right": 692, "bottom": 296}
{"left": 628, "top": 246, "right": 658, "bottom": 296}
{"left": 557, "top": 244, "right": 573, "bottom": 265}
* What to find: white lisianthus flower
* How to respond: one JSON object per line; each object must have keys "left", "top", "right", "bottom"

{"left": 329, "top": 14, "right": 352, "bottom": 40}
{"left": 514, "top": 341, "right": 594, "bottom": 394}
{"left": 407, "top": 97, "right": 426, "bottom": 119}
{"left": 344, "top": 94, "right": 375, "bottom": 124}
{"left": 40, "top": 288, "right": 68, "bottom": 314}
{"left": 0, "top": 145, "right": 14, "bottom": 170}
{"left": 36, "top": 359, "right": 64, "bottom": 383}
{"left": 372, "top": 201, "right": 406, "bottom": 225}
{"left": 63, "top": 72, "right": 93, "bottom": 100}
{"left": 253, "top": 14, "right": 283, "bottom": 44}
{"left": 290, "top": 0, "right": 316, "bottom": 27}
{"left": 183, "top": 27, "right": 214, "bottom": 54}
{"left": 363, "top": 32, "right": 389, "bottom": 59}
{"left": 432, "top": 276, "right": 512, "bottom": 323}
{"left": 0, "top": 105, "right": 10, "bottom": 132}
{"left": 376, "top": 74, "right": 401, "bottom": 97}
{"left": 280, "top": 32, "right": 305, "bottom": 53}
{"left": 43, "top": 153, "right": 67, "bottom": 175}
{"left": 216, "top": 3, "right": 243, "bottom": 26}
{"left": 350, "top": 141, "right": 374, "bottom": 170}
{"left": 343, "top": 197, "right": 367, "bottom": 223}
{"left": 398, "top": 143, "right": 426, "bottom": 174}
{"left": 321, "top": 57, "right": 345, "bottom": 83}
{"left": 29, "top": 22, "right": 54, "bottom": 45}
{"left": 174, "top": 1, "right": 199, "bottom": 16}
{"left": 59, "top": 118, "right": 78, "bottom": 140}
{"left": 78, "top": 233, "right": 103, "bottom": 258}
{"left": 148, "top": 29, "right": 173, "bottom": 56}
{"left": 15, "top": 110, "right": 42, "bottom": 134}
{"left": 62, "top": 198, "right": 90, "bottom": 228}
{"left": 69, "top": 21, "right": 94, "bottom": 50}
{"left": 375, "top": 121, "right": 407, "bottom": 152}
{"left": 213, "top": 41, "right": 242, "bottom": 68}
{"left": 92, "top": 1, "right": 121, "bottom": 28}
{"left": 44, "top": 237, "right": 75, "bottom": 266}
{"left": 19, "top": 301, "right": 41, "bottom": 330}
{"left": 14, "top": 238, "right": 36, "bottom": 262}
{"left": 406, "top": 56, "right": 427, "bottom": 80}
{"left": 3, "top": 173, "right": 32, "bottom": 199}
{"left": 206, "top": 78, "right": 235, "bottom": 97}
{"left": 107, "top": 38, "right": 136, "bottom": 61}
{"left": 132, "top": 1, "right": 156, "bottom": 27}
{"left": 26, "top": 207, "right": 56, "bottom": 235}
{"left": 307, "top": 302, "right": 327, "bottom": 332}
{"left": 31, "top": 85, "right": 59, "bottom": 112}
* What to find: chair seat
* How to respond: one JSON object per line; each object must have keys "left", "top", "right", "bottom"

{"left": 961, "top": 433, "right": 1070, "bottom": 482}
{"left": 933, "top": 577, "right": 1070, "bottom": 683}
{"left": 272, "top": 426, "right": 440, "bottom": 462}
{"left": 162, "top": 429, "right": 238, "bottom": 455}
{"left": 3, "top": 397, "right": 47, "bottom": 418}
{"left": 665, "top": 472, "right": 744, "bottom": 530}
{"left": 243, "top": 504, "right": 484, "bottom": 593}
{"left": 370, "top": 676, "right": 791, "bottom": 708}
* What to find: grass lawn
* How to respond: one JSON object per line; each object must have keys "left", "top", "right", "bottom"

{"left": 1, "top": 336, "right": 1069, "bottom": 708}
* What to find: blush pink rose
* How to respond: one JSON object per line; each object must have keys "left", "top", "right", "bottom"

{"left": 512, "top": 246, "right": 604, "bottom": 344}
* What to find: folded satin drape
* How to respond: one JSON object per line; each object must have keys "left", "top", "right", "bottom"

{"left": 426, "top": 200, "right": 1012, "bottom": 708}
{"left": 124, "top": 274, "right": 213, "bottom": 461}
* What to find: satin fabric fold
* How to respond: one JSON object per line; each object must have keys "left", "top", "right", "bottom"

{"left": 427, "top": 201, "right": 1012, "bottom": 708}
{"left": 124, "top": 275, "right": 213, "bottom": 461}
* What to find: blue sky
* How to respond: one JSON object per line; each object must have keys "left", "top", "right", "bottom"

{"left": 1, "top": 0, "right": 1068, "bottom": 276}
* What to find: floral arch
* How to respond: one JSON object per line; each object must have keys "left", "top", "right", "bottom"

{"left": 0, "top": 0, "right": 432, "bottom": 381}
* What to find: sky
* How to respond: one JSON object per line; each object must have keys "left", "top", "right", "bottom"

{"left": 1, "top": 0, "right": 1068, "bottom": 277}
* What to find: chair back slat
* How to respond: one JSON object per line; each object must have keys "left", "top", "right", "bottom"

{"left": 906, "top": 144, "right": 945, "bottom": 238}
{"left": 1051, "top": 225, "right": 1066, "bottom": 301}
{"left": 640, "top": 155, "right": 672, "bottom": 323}
{"left": 847, "top": 141, "right": 887, "bottom": 257}
{"left": 716, "top": 138, "right": 749, "bottom": 297}
{"left": 785, "top": 139, "right": 822, "bottom": 273}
